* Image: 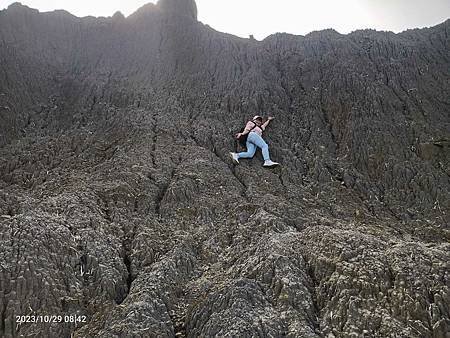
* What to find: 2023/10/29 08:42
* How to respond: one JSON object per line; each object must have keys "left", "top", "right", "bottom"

{"left": 15, "top": 314, "right": 87, "bottom": 324}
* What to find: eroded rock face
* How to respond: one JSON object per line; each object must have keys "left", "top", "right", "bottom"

{"left": 157, "top": 0, "right": 197, "bottom": 20}
{"left": 0, "top": 1, "right": 449, "bottom": 337}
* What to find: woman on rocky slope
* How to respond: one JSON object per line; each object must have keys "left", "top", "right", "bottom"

{"left": 230, "top": 115, "right": 280, "bottom": 167}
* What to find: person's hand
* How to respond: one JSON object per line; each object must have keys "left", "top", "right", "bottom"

{"left": 267, "top": 116, "right": 275, "bottom": 121}
{"left": 235, "top": 133, "right": 242, "bottom": 139}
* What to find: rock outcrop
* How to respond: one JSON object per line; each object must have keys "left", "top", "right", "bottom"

{"left": 157, "top": 0, "right": 197, "bottom": 20}
{"left": 0, "top": 1, "right": 449, "bottom": 337}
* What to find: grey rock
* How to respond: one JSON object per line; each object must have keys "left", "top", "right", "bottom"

{"left": 0, "top": 1, "right": 449, "bottom": 337}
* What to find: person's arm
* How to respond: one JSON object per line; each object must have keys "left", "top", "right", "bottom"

{"left": 261, "top": 116, "right": 275, "bottom": 130}
{"left": 236, "top": 121, "right": 254, "bottom": 138}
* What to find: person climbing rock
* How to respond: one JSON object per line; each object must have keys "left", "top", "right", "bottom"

{"left": 230, "top": 115, "right": 280, "bottom": 167}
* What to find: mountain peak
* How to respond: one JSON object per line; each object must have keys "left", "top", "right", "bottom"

{"left": 6, "top": 2, "right": 38, "bottom": 14}
{"left": 112, "top": 11, "right": 125, "bottom": 20}
{"left": 7, "top": 2, "right": 25, "bottom": 9}
{"left": 157, "top": 0, "right": 197, "bottom": 20}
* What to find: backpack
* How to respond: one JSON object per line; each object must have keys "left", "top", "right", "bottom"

{"left": 237, "top": 122, "right": 258, "bottom": 146}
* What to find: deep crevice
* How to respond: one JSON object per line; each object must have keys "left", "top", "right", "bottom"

{"left": 155, "top": 168, "right": 176, "bottom": 215}
{"left": 169, "top": 302, "right": 187, "bottom": 338}
{"left": 0, "top": 303, "right": 6, "bottom": 336}
{"left": 304, "top": 261, "right": 322, "bottom": 335}
{"left": 123, "top": 254, "right": 134, "bottom": 297}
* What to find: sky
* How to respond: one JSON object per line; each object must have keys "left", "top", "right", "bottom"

{"left": 0, "top": 0, "right": 449, "bottom": 40}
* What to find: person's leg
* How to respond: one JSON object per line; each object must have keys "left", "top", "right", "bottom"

{"left": 237, "top": 141, "right": 256, "bottom": 159}
{"left": 247, "top": 132, "right": 270, "bottom": 161}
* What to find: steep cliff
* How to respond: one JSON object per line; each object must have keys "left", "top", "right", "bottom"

{"left": 0, "top": 1, "right": 449, "bottom": 337}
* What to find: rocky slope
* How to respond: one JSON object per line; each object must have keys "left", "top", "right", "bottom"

{"left": 0, "top": 0, "right": 449, "bottom": 337}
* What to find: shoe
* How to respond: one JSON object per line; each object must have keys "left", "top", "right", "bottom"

{"left": 263, "top": 160, "right": 279, "bottom": 167}
{"left": 230, "top": 152, "right": 239, "bottom": 164}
